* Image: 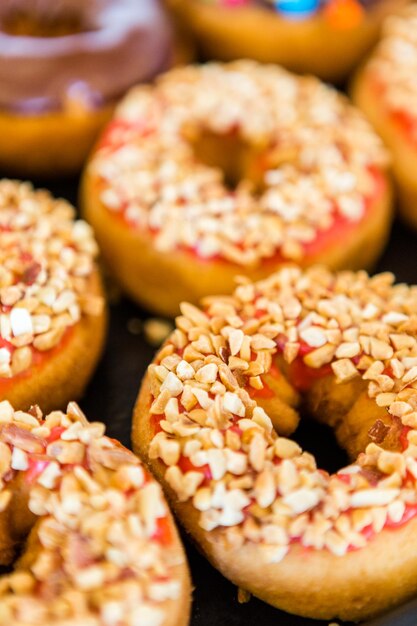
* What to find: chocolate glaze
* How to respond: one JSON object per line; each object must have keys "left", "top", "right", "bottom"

{"left": 0, "top": 0, "right": 174, "bottom": 113}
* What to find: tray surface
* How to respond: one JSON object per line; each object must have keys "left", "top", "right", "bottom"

{"left": 28, "top": 175, "right": 417, "bottom": 626}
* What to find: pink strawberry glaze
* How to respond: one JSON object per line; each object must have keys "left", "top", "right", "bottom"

{"left": 0, "top": 326, "right": 74, "bottom": 394}
{"left": 371, "top": 76, "right": 417, "bottom": 145}
{"left": 96, "top": 118, "right": 387, "bottom": 267}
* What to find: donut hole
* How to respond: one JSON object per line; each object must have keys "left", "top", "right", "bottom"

{"left": 293, "top": 417, "right": 350, "bottom": 475}
{"left": 0, "top": 476, "right": 37, "bottom": 568}
{"left": 259, "top": 356, "right": 406, "bottom": 473}
{"left": 1, "top": 7, "right": 94, "bottom": 38}
{"left": 188, "top": 128, "right": 270, "bottom": 192}
{"left": 0, "top": 544, "right": 25, "bottom": 575}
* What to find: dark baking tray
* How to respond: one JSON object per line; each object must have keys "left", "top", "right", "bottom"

{"left": 26, "top": 174, "right": 417, "bottom": 626}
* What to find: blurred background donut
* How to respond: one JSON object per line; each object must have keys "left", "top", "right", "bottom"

{"left": 0, "top": 0, "right": 186, "bottom": 177}
{"left": 165, "top": 0, "right": 408, "bottom": 83}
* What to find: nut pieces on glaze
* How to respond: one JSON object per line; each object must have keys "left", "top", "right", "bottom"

{"left": 143, "top": 267, "right": 417, "bottom": 559}
{"left": 0, "top": 180, "right": 103, "bottom": 378}
{"left": 0, "top": 401, "right": 188, "bottom": 626}
{"left": 363, "top": 6, "right": 417, "bottom": 126}
{"left": 90, "top": 61, "right": 388, "bottom": 266}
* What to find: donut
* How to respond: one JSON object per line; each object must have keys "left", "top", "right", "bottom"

{"left": 0, "top": 0, "right": 176, "bottom": 177}
{"left": 0, "top": 179, "right": 106, "bottom": 412}
{"left": 82, "top": 61, "right": 392, "bottom": 318}
{"left": 0, "top": 400, "right": 190, "bottom": 625}
{"left": 165, "top": 0, "right": 407, "bottom": 83}
{"left": 352, "top": 6, "right": 417, "bottom": 230}
{"left": 134, "top": 265, "right": 417, "bottom": 621}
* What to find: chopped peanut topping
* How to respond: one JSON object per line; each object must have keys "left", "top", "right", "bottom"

{"left": 91, "top": 62, "right": 387, "bottom": 266}
{"left": 146, "top": 266, "right": 417, "bottom": 560}
{"left": 0, "top": 181, "right": 103, "bottom": 378}
{"left": 366, "top": 6, "right": 417, "bottom": 127}
{"left": 0, "top": 402, "right": 184, "bottom": 625}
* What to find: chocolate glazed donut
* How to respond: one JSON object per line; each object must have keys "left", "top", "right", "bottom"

{"left": 0, "top": 0, "right": 176, "bottom": 176}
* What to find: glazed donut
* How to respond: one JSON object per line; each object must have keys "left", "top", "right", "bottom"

{"left": 0, "top": 400, "right": 190, "bottom": 625}
{"left": 0, "top": 179, "right": 106, "bottom": 412}
{"left": 82, "top": 61, "right": 392, "bottom": 317}
{"left": 134, "top": 265, "right": 417, "bottom": 621}
{"left": 352, "top": 6, "right": 417, "bottom": 230}
{"left": 0, "top": 0, "right": 175, "bottom": 177}
{"left": 165, "top": 0, "right": 407, "bottom": 83}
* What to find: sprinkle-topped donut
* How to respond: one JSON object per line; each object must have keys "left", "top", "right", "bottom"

{"left": 0, "top": 180, "right": 106, "bottom": 411}
{"left": 134, "top": 266, "right": 417, "bottom": 621}
{"left": 82, "top": 61, "right": 392, "bottom": 316}
{"left": 164, "top": 0, "right": 408, "bottom": 82}
{"left": 0, "top": 401, "right": 190, "bottom": 625}
{"left": 353, "top": 5, "right": 417, "bottom": 229}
